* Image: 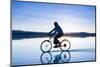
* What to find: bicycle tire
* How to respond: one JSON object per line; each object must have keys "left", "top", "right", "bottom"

{"left": 40, "top": 40, "right": 52, "bottom": 52}
{"left": 60, "top": 39, "right": 71, "bottom": 51}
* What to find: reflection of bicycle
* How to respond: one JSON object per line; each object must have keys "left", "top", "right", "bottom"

{"left": 40, "top": 51, "right": 71, "bottom": 64}
{"left": 40, "top": 52, "right": 52, "bottom": 64}
{"left": 40, "top": 36, "right": 71, "bottom": 52}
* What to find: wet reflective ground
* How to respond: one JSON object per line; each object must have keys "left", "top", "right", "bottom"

{"left": 12, "top": 37, "right": 96, "bottom": 66}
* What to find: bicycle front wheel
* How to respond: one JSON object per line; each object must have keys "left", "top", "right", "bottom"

{"left": 40, "top": 40, "right": 52, "bottom": 52}
{"left": 60, "top": 39, "right": 71, "bottom": 51}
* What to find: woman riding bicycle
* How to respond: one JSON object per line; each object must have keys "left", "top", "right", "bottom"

{"left": 48, "top": 22, "right": 64, "bottom": 48}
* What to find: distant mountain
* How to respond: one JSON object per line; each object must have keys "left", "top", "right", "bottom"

{"left": 12, "top": 30, "right": 48, "bottom": 36}
{"left": 12, "top": 30, "right": 96, "bottom": 40}
{"left": 64, "top": 32, "right": 95, "bottom": 37}
{"left": 12, "top": 30, "right": 48, "bottom": 40}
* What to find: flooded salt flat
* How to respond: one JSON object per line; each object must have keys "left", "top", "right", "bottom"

{"left": 12, "top": 37, "right": 96, "bottom": 66}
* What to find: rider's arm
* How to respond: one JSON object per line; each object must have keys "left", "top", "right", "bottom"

{"left": 48, "top": 28, "right": 55, "bottom": 35}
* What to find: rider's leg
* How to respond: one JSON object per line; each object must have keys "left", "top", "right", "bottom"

{"left": 53, "top": 36, "right": 59, "bottom": 48}
{"left": 54, "top": 37, "right": 58, "bottom": 45}
{"left": 53, "top": 34, "right": 63, "bottom": 48}
{"left": 53, "top": 35, "right": 61, "bottom": 48}
{"left": 56, "top": 35, "right": 61, "bottom": 44}
{"left": 56, "top": 34, "right": 63, "bottom": 46}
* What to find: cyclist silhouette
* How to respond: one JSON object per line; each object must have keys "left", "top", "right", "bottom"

{"left": 48, "top": 22, "right": 64, "bottom": 48}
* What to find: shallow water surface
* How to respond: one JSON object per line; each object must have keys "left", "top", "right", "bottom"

{"left": 12, "top": 37, "right": 96, "bottom": 66}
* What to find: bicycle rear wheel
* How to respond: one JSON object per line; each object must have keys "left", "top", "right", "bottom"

{"left": 40, "top": 40, "right": 52, "bottom": 52}
{"left": 60, "top": 39, "right": 71, "bottom": 51}
{"left": 60, "top": 51, "right": 71, "bottom": 63}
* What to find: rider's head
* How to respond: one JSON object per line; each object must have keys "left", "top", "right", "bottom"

{"left": 54, "top": 22, "right": 58, "bottom": 26}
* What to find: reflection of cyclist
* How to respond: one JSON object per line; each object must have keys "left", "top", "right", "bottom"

{"left": 53, "top": 55, "right": 61, "bottom": 63}
{"left": 48, "top": 22, "right": 64, "bottom": 48}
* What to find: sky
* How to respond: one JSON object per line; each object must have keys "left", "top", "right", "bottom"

{"left": 12, "top": 0, "right": 96, "bottom": 33}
